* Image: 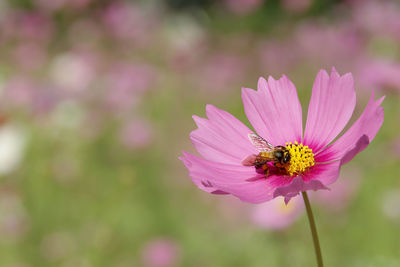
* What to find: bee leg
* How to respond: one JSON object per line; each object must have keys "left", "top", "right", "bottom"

{"left": 261, "top": 164, "right": 269, "bottom": 178}
{"left": 274, "top": 162, "right": 287, "bottom": 174}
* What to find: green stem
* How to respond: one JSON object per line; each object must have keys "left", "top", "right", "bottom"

{"left": 302, "top": 191, "right": 323, "bottom": 267}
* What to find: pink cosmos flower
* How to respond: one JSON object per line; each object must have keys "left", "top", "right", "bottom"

{"left": 180, "top": 68, "right": 384, "bottom": 204}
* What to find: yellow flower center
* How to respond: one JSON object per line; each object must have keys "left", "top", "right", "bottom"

{"left": 284, "top": 141, "right": 315, "bottom": 176}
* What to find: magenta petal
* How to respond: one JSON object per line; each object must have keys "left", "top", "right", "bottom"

{"left": 190, "top": 105, "right": 257, "bottom": 164}
{"left": 304, "top": 161, "right": 341, "bottom": 186}
{"left": 316, "top": 94, "right": 384, "bottom": 163}
{"left": 215, "top": 179, "right": 276, "bottom": 204}
{"left": 242, "top": 75, "right": 302, "bottom": 146}
{"left": 276, "top": 162, "right": 341, "bottom": 204}
{"left": 340, "top": 135, "right": 369, "bottom": 165}
{"left": 180, "top": 152, "right": 288, "bottom": 203}
{"left": 180, "top": 152, "right": 259, "bottom": 183}
{"left": 273, "top": 176, "right": 329, "bottom": 204}
{"left": 304, "top": 68, "right": 356, "bottom": 153}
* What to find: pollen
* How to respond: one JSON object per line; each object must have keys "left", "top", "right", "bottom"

{"left": 284, "top": 141, "right": 315, "bottom": 176}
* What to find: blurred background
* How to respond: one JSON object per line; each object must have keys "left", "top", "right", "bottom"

{"left": 0, "top": 0, "right": 399, "bottom": 266}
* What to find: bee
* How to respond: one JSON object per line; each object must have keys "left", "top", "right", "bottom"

{"left": 241, "top": 133, "right": 291, "bottom": 176}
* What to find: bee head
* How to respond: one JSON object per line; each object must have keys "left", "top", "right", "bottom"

{"left": 282, "top": 151, "right": 291, "bottom": 164}
{"left": 274, "top": 146, "right": 291, "bottom": 165}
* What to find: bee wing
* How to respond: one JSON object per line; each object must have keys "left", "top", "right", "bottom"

{"left": 241, "top": 154, "right": 257, "bottom": 166}
{"left": 248, "top": 133, "right": 273, "bottom": 152}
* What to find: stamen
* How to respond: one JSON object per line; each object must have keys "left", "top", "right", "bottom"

{"left": 284, "top": 142, "right": 315, "bottom": 176}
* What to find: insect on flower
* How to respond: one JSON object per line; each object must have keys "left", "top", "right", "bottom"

{"left": 242, "top": 133, "right": 292, "bottom": 176}
{"left": 180, "top": 68, "right": 384, "bottom": 204}
{"left": 243, "top": 133, "right": 316, "bottom": 177}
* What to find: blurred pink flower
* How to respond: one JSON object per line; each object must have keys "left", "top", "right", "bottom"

{"left": 102, "top": 2, "right": 158, "bottom": 46}
{"left": 1, "top": 11, "right": 53, "bottom": 44}
{"left": 2, "top": 77, "right": 37, "bottom": 107}
{"left": 357, "top": 59, "right": 400, "bottom": 92}
{"left": 141, "top": 238, "right": 180, "bottom": 267}
{"left": 257, "top": 40, "right": 298, "bottom": 76}
{"left": 107, "top": 63, "right": 156, "bottom": 94}
{"left": 181, "top": 68, "right": 384, "bottom": 204}
{"left": 224, "top": 0, "right": 264, "bottom": 15}
{"left": 281, "top": 0, "right": 312, "bottom": 13}
{"left": 196, "top": 54, "right": 247, "bottom": 93}
{"left": 0, "top": 190, "right": 30, "bottom": 242}
{"left": 312, "top": 167, "right": 361, "bottom": 212}
{"left": 252, "top": 196, "right": 304, "bottom": 230}
{"left": 12, "top": 43, "right": 46, "bottom": 71}
{"left": 119, "top": 119, "right": 154, "bottom": 150}
{"left": 2, "top": 77, "right": 60, "bottom": 114}
{"left": 351, "top": 0, "right": 400, "bottom": 41}
{"left": 294, "top": 24, "right": 363, "bottom": 68}
{"left": 104, "top": 63, "right": 156, "bottom": 113}
{"left": 50, "top": 52, "right": 96, "bottom": 94}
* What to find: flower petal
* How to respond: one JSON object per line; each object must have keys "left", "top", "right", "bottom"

{"left": 242, "top": 75, "right": 302, "bottom": 146}
{"left": 272, "top": 160, "right": 341, "bottom": 203}
{"left": 190, "top": 105, "right": 257, "bottom": 164}
{"left": 304, "top": 68, "right": 356, "bottom": 153}
{"left": 273, "top": 176, "right": 329, "bottom": 204}
{"left": 303, "top": 161, "right": 341, "bottom": 186}
{"left": 180, "top": 152, "right": 293, "bottom": 204}
{"left": 315, "top": 94, "right": 384, "bottom": 163}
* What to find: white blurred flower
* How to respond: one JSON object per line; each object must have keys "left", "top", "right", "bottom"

{"left": 164, "top": 15, "right": 205, "bottom": 53}
{"left": 382, "top": 189, "right": 400, "bottom": 222}
{"left": 50, "top": 100, "right": 85, "bottom": 131}
{"left": 0, "top": 124, "right": 26, "bottom": 175}
{"left": 50, "top": 52, "right": 95, "bottom": 93}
